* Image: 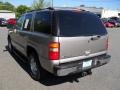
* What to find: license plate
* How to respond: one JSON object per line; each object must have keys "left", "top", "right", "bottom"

{"left": 83, "top": 60, "right": 92, "bottom": 68}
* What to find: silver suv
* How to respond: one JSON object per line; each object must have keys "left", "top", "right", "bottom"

{"left": 8, "top": 7, "right": 111, "bottom": 81}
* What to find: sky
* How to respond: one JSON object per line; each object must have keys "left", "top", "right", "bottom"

{"left": 4, "top": 0, "right": 120, "bottom": 10}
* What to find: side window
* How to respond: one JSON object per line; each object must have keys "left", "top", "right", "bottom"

{"left": 34, "top": 11, "right": 52, "bottom": 34}
{"left": 16, "top": 15, "right": 25, "bottom": 30}
{"left": 23, "top": 14, "right": 32, "bottom": 31}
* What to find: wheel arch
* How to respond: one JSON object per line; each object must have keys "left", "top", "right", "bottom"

{"left": 27, "top": 46, "right": 38, "bottom": 57}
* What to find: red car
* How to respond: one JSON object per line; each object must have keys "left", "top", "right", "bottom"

{"left": 7, "top": 18, "right": 17, "bottom": 25}
{"left": 104, "top": 22, "right": 114, "bottom": 28}
{"left": 101, "top": 18, "right": 114, "bottom": 28}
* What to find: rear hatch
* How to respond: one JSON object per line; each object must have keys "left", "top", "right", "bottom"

{"left": 56, "top": 10, "right": 108, "bottom": 63}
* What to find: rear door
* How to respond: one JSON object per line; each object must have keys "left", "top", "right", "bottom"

{"left": 57, "top": 11, "right": 108, "bottom": 62}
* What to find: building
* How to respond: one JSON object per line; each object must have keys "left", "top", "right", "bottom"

{"left": 78, "top": 6, "right": 102, "bottom": 17}
{"left": 78, "top": 6, "right": 120, "bottom": 18}
{"left": 101, "top": 9, "right": 119, "bottom": 18}
{"left": 0, "top": 10, "right": 16, "bottom": 20}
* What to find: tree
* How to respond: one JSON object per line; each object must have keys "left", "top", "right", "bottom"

{"left": 0, "top": 2, "right": 15, "bottom": 11}
{"left": 16, "top": 5, "right": 31, "bottom": 17}
{"left": 31, "top": 0, "right": 51, "bottom": 10}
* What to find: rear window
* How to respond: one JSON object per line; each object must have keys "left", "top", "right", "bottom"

{"left": 57, "top": 11, "right": 107, "bottom": 36}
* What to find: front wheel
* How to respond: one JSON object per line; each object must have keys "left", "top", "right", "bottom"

{"left": 87, "top": 69, "right": 92, "bottom": 75}
{"left": 8, "top": 38, "right": 13, "bottom": 53}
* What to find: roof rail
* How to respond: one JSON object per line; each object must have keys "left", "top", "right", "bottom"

{"left": 52, "top": 7, "right": 86, "bottom": 11}
{"left": 26, "top": 7, "right": 86, "bottom": 13}
{"left": 26, "top": 7, "right": 54, "bottom": 13}
{"left": 45, "top": 7, "right": 54, "bottom": 10}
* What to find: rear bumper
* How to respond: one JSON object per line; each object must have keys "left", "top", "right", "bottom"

{"left": 53, "top": 54, "right": 111, "bottom": 76}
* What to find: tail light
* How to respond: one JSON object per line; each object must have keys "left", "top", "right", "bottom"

{"left": 49, "top": 42, "right": 60, "bottom": 60}
{"left": 106, "top": 38, "right": 108, "bottom": 50}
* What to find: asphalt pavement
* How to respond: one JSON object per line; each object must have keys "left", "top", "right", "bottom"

{"left": 0, "top": 27, "right": 120, "bottom": 90}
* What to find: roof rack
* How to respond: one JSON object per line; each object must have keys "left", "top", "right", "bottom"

{"left": 26, "top": 7, "right": 86, "bottom": 13}
{"left": 52, "top": 7, "right": 86, "bottom": 11}
{"left": 26, "top": 7, "right": 54, "bottom": 13}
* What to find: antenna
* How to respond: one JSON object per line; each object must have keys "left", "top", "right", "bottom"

{"left": 52, "top": 0, "right": 53, "bottom": 8}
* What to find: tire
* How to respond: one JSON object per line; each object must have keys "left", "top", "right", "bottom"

{"left": 28, "top": 52, "right": 45, "bottom": 81}
{"left": 87, "top": 69, "right": 92, "bottom": 75}
{"left": 8, "top": 38, "right": 13, "bottom": 53}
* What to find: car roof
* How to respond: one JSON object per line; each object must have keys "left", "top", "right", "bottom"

{"left": 24, "top": 7, "right": 98, "bottom": 19}
{"left": 26, "top": 7, "right": 86, "bottom": 13}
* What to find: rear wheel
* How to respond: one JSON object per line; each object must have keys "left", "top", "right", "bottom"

{"left": 28, "top": 52, "right": 45, "bottom": 81}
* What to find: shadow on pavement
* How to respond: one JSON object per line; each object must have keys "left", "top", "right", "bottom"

{"left": 5, "top": 45, "right": 90, "bottom": 86}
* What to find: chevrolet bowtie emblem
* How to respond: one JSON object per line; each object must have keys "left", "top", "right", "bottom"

{"left": 85, "top": 50, "right": 91, "bottom": 56}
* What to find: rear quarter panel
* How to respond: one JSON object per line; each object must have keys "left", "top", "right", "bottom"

{"left": 27, "top": 32, "right": 59, "bottom": 73}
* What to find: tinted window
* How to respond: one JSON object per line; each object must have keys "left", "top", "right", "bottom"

{"left": 16, "top": 15, "right": 25, "bottom": 30}
{"left": 23, "top": 14, "right": 32, "bottom": 31}
{"left": 57, "top": 11, "right": 107, "bottom": 36}
{"left": 34, "top": 11, "right": 52, "bottom": 34}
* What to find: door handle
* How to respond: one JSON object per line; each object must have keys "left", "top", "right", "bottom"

{"left": 91, "top": 35, "right": 101, "bottom": 40}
